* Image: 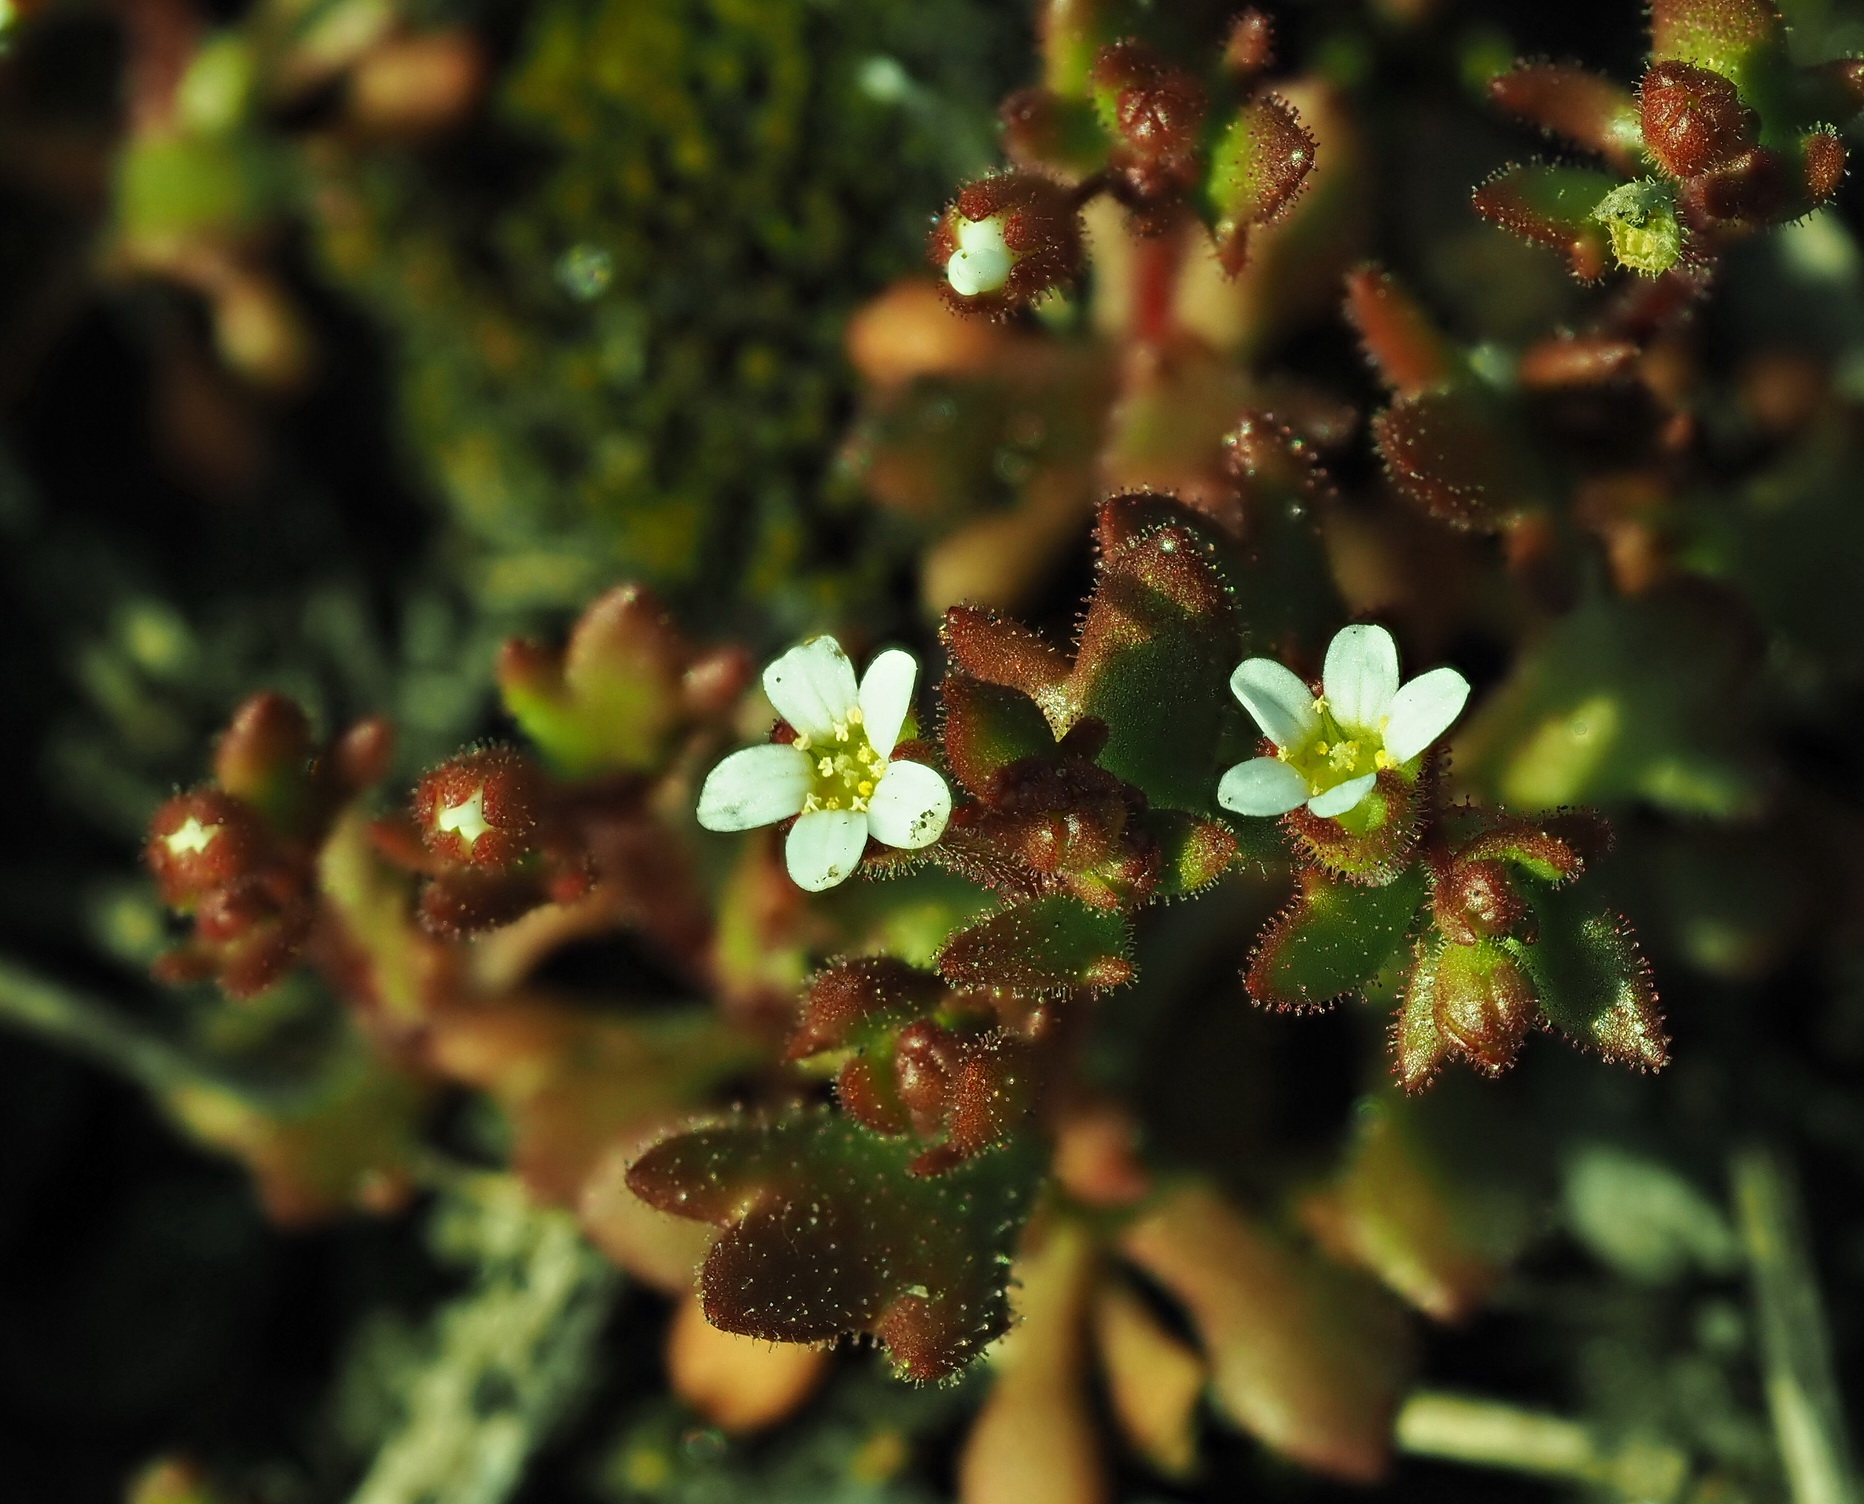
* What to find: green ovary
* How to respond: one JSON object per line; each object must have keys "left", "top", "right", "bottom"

{"left": 1281, "top": 700, "right": 1393, "bottom": 797}
{"left": 796, "top": 710, "right": 887, "bottom": 815}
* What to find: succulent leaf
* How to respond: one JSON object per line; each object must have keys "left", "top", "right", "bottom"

{"left": 1248, "top": 864, "right": 1429, "bottom": 1010}
{"left": 627, "top": 1112, "right": 1045, "bottom": 1381}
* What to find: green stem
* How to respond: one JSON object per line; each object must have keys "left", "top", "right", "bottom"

{"left": 1732, "top": 1144, "right": 1862, "bottom": 1504}
{"left": 0, "top": 956, "right": 209, "bottom": 1096}
{"left": 1394, "top": 1391, "right": 1689, "bottom": 1501}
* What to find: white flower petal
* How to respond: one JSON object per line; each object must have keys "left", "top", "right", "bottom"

{"left": 1229, "top": 658, "right": 1320, "bottom": 750}
{"left": 866, "top": 759, "right": 951, "bottom": 849}
{"left": 1307, "top": 772, "right": 1379, "bottom": 819}
{"left": 1217, "top": 757, "right": 1310, "bottom": 817}
{"left": 1323, "top": 624, "right": 1400, "bottom": 733}
{"left": 1383, "top": 666, "right": 1472, "bottom": 765}
{"left": 784, "top": 808, "right": 870, "bottom": 892}
{"left": 696, "top": 744, "right": 812, "bottom": 832}
{"left": 858, "top": 648, "right": 918, "bottom": 760}
{"left": 763, "top": 636, "right": 858, "bottom": 741}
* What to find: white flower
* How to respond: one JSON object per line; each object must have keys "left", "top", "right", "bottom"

{"left": 1217, "top": 623, "right": 1470, "bottom": 820}
{"left": 946, "top": 215, "right": 1016, "bottom": 297}
{"left": 696, "top": 636, "right": 953, "bottom": 892}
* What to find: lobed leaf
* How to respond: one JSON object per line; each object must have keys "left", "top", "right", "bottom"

{"left": 1372, "top": 386, "right": 1544, "bottom": 532}
{"left": 1248, "top": 865, "right": 1428, "bottom": 1010}
{"left": 1515, "top": 882, "right": 1669, "bottom": 1071}
{"left": 628, "top": 1111, "right": 1044, "bottom": 1380}
{"left": 939, "top": 893, "right": 1134, "bottom": 993}
{"left": 1072, "top": 508, "right": 1243, "bottom": 815}
{"left": 1472, "top": 164, "right": 1617, "bottom": 280}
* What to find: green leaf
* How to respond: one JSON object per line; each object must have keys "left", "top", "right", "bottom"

{"left": 938, "top": 893, "right": 1133, "bottom": 992}
{"left": 1452, "top": 591, "right": 1761, "bottom": 818}
{"left": 1248, "top": 865, "right": 1428, "bottom": 1010}
{"left": 1143, "top": 809, "right": 1240, "bottom": 898}
{"left": 1471, "top": 165, "right": 1617, "bottom": 279}
{"left": 940, "top": 674, "right": 1058, "bottom": 799}
{"left": 627, "top": 1112, "right": 1044, "bottom": 1381}
{"left": 1204, "top": 95, "right": 1317, "bottom": 273}
{"left": 1514, "top": 883, "right": 1669, "bottom": 1071}
{"left": 1071, "top": 512, "right": 1243, "bottom": 815}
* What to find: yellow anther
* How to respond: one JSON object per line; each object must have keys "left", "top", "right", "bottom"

{"left": 818, "top": 756, "right": 834, "bottom": 777}
{"left": 848, "top": 706, "right": 864, "bottom": 725}
{"left": 858, "top": 780, "right": 874, "bottom": 797}
{"left": 1375, "top": 749, "right": 1394, "bottom": 770}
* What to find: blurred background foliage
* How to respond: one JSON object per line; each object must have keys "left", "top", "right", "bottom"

{"left": 0, "top": 0, "right": 1862, "bottom": 1500}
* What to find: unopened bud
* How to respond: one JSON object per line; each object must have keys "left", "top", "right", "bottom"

{"left": 413, "top": 747, "right": 543, "bottom": 867}
{"left": 1639, "top": 60, "right": 1757, "bottom": 179}
{"left": 1431, "top": 941, "right": 1536, "bottom": 1075}
{"left": 893, "top": 1019, "right": 959, "bottom": 1133}
{"left": 146, "top": 790, "right": 263, "bottom": 907}
{"left": 1224, "top": 9, "right": 1276, "bottom": 76}
{"left": 930, "top": 173, "right": 1084, "bottom": 316}
{"left": 1433, "top": 858, "right": 1530, "bottom": 945}
{"left": 214, "top": 693, "right": 313, "bottom": 818}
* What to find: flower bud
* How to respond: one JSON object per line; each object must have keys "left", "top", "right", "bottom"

{"left": 930, "top": 173, "right": 1084, "bottom": 317}
{"left": 1092, "top": 40, "right": 1208, "bottom": 224}
{"left": 146, "top": 789, "right": 264, "bottom": 907}
{"left": 1639, "top": 60, "right": 1758, "bottom": 179}
{"left": 893, "top": 1019, "right": 960, "bottom": 1134}
{"left": 213, "top": 692, "right": 313, "bottom": 826}
{"left": 413, "top": 746, "right": 543, "bottom": 867}
{"left": 1224, "top": 9, "right": 1276, "bottom": 77}
{"left": 1430, "top": 941, "right": 1536, "bottom": 1075}
{"left": 1432, "top": 858, "right": 1531, "bottom": 946}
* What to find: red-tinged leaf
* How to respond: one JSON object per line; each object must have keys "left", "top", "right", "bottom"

{"left": 1072, "top": 510, "right": 1243, "bottom": 814}
{"left": 938, "top": 893, "right": 1133, "bottom": 993}
{"left": 940, "top": 674, "right": 1059, "bottom": 800}
{"left": 1490, "top": 62, "right": 1644, "bottom": 173}
{"left": 1248, "top": 864, "right": 1428, "bottom": 1011}
{"left": 786, "top": 956, "right": 948, "bottom": 1062}
{"left": 1120, "top": 1184, "right": 1412, "bottom": 1482}
{"left": 1429, "top": 939, "right": 1538, "bottom": 1076}
{"left": 1344, "top": 266, "right": 1461, "bottom": 400}
{"left": 1517, "top": 334, "right": 1641, "bottom": 388}
{"left": 1373, "top": 387, "right": 1543, "bottom": 532}
{"left": 627, "top": 1112, "right": 1045, "bottom": 1380}
{"left": 1206, "top": 94, "right": 1317, "bottom": 274}
{"left": 1393, "top": 950, "right": 1450, "bottom": 1091}
{"left": 1472, "top": 164, "right": 1616, "bottom": 279}
{"left": 1804, "top": 130, "right": 1847, "bottom": 204}
{"left": 213, "top": 693, "right": 316, "bottom": 836}
{"left": 942, "top": 606, "right": 1074, "bottom": 729}
{"left": 1143, "top": 809, "right": 1240, "bottom": 896}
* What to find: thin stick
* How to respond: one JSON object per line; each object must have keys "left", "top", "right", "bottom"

{"left": 1732, "top": 1144, "right": 1861, "bottom": 1504}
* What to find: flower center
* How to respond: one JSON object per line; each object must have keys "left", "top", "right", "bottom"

{"left": 164, "top": 816, "right": 220, "bottom": 856}
{"left": 795, "top": 708, "right": 886, "bottom": 815}
{"left": 436, "top": 787, "right": 491, "bottom": 849}
{"left": 1279, "top": 698, "right": 1395, "bottom": 793}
